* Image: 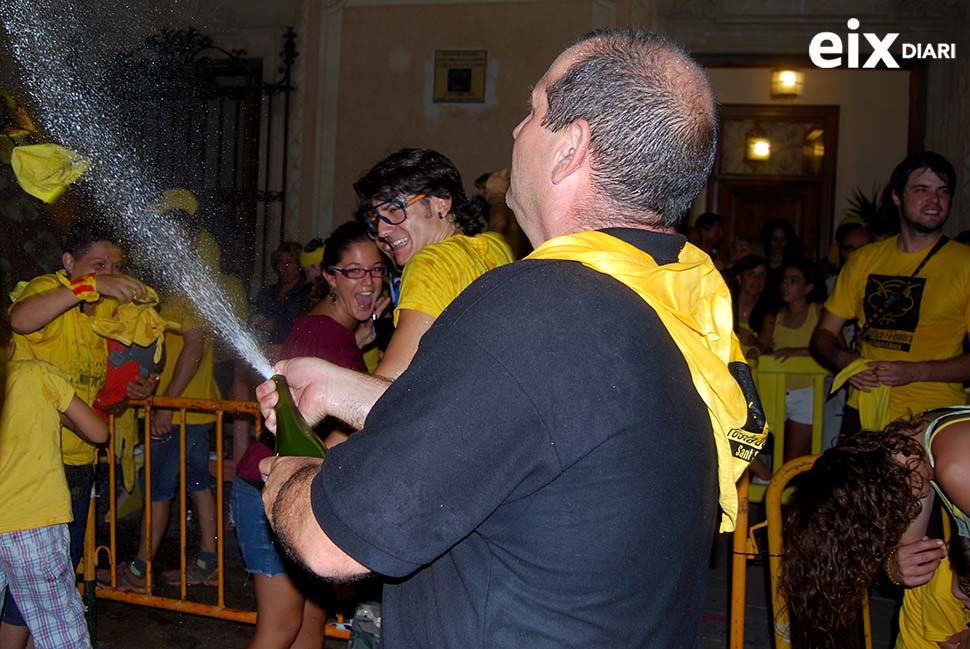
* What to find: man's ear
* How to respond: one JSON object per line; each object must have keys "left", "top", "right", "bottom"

{"left": 891, "top": 190, "right": 901, "bottom": 208}
{"left": 429, "top": 195, "right": 454, "bottom": 219}
{"left": 62, "top": 252, "right": 75, "bottom": 275}
{"left": 551, "top": 119, "right": 591, "bottom": 185}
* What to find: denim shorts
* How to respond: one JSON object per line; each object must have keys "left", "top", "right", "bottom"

{"left": 230, "top": 477, "right": 286, "bottom": 577}
{"left": 140, "top": 423, "right": 213, "bottom": 502}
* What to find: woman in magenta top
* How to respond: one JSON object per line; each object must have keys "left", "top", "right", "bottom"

{"left": 233, "top": 221, "right": 388, "bottom": 649}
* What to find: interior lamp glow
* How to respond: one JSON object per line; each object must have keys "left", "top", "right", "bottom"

{"left": 745, "top": 127, "right": 771, "bottom": 162}
{"left": 770, "top": 69, "right": 804, "bottom": 99}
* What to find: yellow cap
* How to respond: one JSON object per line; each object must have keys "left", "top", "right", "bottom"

{"left": 300, "top": 246, "right": 324, "bottom": 268}
{"left": 11, "top": 143, "right": 89, "bottom": 203}
{"left": 155, "top": 188, "right": 199, "bottom": 215}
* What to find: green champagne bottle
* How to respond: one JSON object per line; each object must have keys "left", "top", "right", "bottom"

{"left": 271, "top": 374, "right": 327, "bottom": 458}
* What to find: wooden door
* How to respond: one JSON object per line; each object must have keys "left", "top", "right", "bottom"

{"left": 708, "top": 104, "right": 839, "bottom": 260}
{"left": 717, "top": 179, "right": 824, "bottom": 255}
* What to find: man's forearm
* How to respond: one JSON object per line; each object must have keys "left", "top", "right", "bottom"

{"left": 810, "top": 328, "right": 855, "bottom": 373}
{"left": 164, "top": 334, "right": 205, "bottom": 398}
{"left": 9, "top": 288, "right": 79, "bottom": 334}
{"left": 326, "top": 366, "right": 391, "bottom": 430}
{"left": 913, "top": 353, "right": 970, "bottom": 384}
{"left": 269, "top": 461, "right": 369, "bottom": 580}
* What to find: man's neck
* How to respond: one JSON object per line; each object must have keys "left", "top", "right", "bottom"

{"left": 897, "top": 226, "right": 944, "bottom": 253}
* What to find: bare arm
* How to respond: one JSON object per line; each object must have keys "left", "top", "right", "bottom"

{"left": 870, "top": 354, "right": 970, "bottom": 387}
{"left": 810, "top": 309, "right": 855, "bottom": 371}
{"left": 62, "top": 396, "right": 109, "bottom": 445}
{"left": 374, "top": 308, "right": 434, "bottom": 381}
{"left": 231, "top": 360, "right": 255, "bottom": 466}
{"left": 811, "top": 308, "right": 881, "bottom": 391}
{"left": 151, "top": 326, "right": 205, "bottom": 437}
{"left": 260, "top": 455, "right": 370, "bottom": 580}
{"left": 10, "top": 287, "right": 81, "bottom": 333}
{"left": 890, "top": 465, "right": 946, "bottom": 588}
{"left": 256, "top": 357, "right": 391, "bottom": 433}
{"left": 928, "top": 419, "right": 970, "bottom": 516}
{"left": 10, "top": 273, "right": 148, "bottom": 333}
{"left": 756, "top": 311, "right": 776, "bottom": 354}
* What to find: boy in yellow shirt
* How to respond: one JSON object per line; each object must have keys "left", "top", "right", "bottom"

{"left": 0, "top": 311, "right": 109, "bottom": 647}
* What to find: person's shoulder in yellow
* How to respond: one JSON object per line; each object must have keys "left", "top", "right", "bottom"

{"left": 0, "top": 322, "right": 108, "bottom": 533}
{"left": 897, "top": 553, "right": 970, "bottom": 649}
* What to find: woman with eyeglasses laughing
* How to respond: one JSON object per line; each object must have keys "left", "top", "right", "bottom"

{"left": 232, "top": 221, "right": 389, "bottom": 649}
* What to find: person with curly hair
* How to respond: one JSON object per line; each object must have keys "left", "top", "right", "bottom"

{"left": 781, "top": 408, "right": 970, "bottom": 647}
{"left": 353, "top": 148, "right": 513, "bottom": 379}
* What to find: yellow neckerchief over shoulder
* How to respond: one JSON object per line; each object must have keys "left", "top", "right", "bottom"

{"left": 527, "top": 231, "right": 769, "bottom": 531}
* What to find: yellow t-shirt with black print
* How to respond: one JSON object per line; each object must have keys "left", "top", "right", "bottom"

{"left": 826, "top": 236, "right": 970, "bottom": 419}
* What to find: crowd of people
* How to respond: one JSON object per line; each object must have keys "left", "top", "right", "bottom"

{"left": 1, "top": 24, "right": 970, "bottom": 649}
{"left": 695, "top": 151, "right": 970, "bottom": 647}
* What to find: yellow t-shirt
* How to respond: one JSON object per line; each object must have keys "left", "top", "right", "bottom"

{"left": 0, "top": 360, "right": 76, "bottom": 533}
{"left": 826, "top": 236, "right": 970, "bottom": 419}
{"left": 897, "top": 557, "right": 970, "bottom": 648}
{"left": 394, "top": 232, "right": 513, "bottom": 326}
{"left": 157, "top": 293, "right": 220, "bottom": 424}
{"left": 10, "top": 271, "right": 116, "bottom": 465}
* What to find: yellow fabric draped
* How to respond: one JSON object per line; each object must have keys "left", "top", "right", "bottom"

{"left": 91, "top": 286, "right": 177, "bottom": 489}
{"left": 830, "top": 358, "right": 892, "bottom": 430}
{"left": 11, "top": 143, "right": 89, "bottom": 203}
{"left": 527, "top": 231, "right": 768, "bottom": 531}
{"left": 88, "top": 286, "right": 177, "bottom": 365}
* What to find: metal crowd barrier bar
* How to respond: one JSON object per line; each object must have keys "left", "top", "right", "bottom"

{"left": 86, "top": 396, "right": 351, "bottom": 642}
{"left": 747, "top": 355, "right": 831, "bottom": 503}
{"left": 765, "top": 456, "right": 873, "bottom": 649}
{"left": 729, "top": 359, "right": 831, "bottom": 649}
{"left": 730, "top": 456, "right": 874, "bottom": 649}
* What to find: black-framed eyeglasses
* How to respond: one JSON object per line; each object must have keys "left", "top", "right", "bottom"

{"left": 327, "top": 264, "right": 388, "bottom": 279}
{"left": 364, "top": 193, "right": 427, "bottom": 232}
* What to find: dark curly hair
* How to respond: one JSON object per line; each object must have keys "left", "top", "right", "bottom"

{"left": 353, "top": 148, "right": 485, "bottom": 236}
{"left": 780, "top": 422, "right": 926, "bottom": 648}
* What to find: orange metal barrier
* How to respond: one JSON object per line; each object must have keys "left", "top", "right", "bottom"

{"left": 86, "top": 396, "right": 351, "bottom": 641}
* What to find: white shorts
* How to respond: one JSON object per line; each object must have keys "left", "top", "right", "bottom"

{"left": 785, "top": 386, "right": 815, "bottom": 425}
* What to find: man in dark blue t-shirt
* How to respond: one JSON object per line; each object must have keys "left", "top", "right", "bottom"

{"left": 256, "top": 27, "right": 765, "bottom": 649}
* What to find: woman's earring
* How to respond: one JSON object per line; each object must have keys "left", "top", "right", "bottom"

{"left": 330, "top": 289, "right": 337, "bottom": 305}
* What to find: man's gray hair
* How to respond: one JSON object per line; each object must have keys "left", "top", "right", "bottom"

{"left": 543, "top": 28, "right": 718, "bottom": 229}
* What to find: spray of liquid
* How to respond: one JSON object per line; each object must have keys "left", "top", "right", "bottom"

{"left": 0, "top": 0, "right": 274, "bottom": 379}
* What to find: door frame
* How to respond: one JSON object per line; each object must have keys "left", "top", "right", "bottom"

{"left": 708, "top": 103, "right": 840, "bottom": 259}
